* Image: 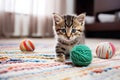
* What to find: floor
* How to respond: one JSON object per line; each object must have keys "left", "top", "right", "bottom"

{"left": 0, "top": 38, "right": 120, "bottom": 80}
{"left": 1, "top": 37, "right": 120, "bottom": 55}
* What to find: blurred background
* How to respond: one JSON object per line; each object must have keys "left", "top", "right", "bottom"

{"left": 0, "top": 0, "right": 120, "bottom": 38}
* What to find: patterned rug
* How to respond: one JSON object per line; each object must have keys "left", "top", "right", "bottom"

{"left": 0, "top": 38, "right": 120, "bottom": 80}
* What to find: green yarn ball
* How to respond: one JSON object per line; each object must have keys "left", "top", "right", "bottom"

{"left": 70, "top": 44, "right": 92, "bottom": 66}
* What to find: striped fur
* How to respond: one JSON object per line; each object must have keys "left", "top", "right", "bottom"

{"left": 53, "top": 13, "right": 86, "bottom": 62}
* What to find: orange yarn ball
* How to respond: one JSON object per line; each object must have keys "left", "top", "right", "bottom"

{"left": 19, "top": 39, "right": 35, "bottom": 51}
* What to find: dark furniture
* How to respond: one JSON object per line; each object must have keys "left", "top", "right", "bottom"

{"left": 75, "top": 0, "right": 120, "bottom": 38}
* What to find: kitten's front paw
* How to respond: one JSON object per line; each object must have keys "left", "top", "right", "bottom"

{"left": 55, "top": 54, "right": 65, "bottom": 62}
{"left": 55, "top": 57, "right": 65, "bottom": 62}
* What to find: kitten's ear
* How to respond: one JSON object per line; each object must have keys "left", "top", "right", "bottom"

{"left": 53, "top": 13, "right": 62, "bottom": 24}
{"left": 76, "top": 13, "right": 86, "bottom": 22}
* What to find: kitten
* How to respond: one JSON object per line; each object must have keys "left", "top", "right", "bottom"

{"left": 53, "top": 13, "right": 86, "bottom": 62}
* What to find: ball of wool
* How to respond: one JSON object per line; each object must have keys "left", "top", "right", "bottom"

{"left": 70, "top": 44, "right": 92, "bottom": 66}
{"left": 19, "top": 39, "right": 35, "bottom": 52}
{"left": 96, "top": 42, "right": 115, "bottom": 59}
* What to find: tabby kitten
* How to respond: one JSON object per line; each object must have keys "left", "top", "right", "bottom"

{"left": 53, "top": 13, "right": 86, "bottom": 62}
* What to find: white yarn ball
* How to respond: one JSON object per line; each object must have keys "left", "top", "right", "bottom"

{"left": 96, "top": 42, "right": 115, "bottom": 59}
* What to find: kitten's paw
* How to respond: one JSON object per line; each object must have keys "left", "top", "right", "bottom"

{"left": 55, "top": 57, "right": 65, "bottom": 62}
{"left": 55, "top": 55, "right": 65, "bottom": 62}
{"left": 55, "top": 53, "right": 65, "bottom": 62}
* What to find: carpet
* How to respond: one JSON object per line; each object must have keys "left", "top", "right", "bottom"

{"left": 0, "top": 38, "right": 120, "bottom": 80}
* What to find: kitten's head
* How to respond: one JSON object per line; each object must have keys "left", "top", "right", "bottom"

{"left": 53, "top": 13, "right": 86, "bottom": 41}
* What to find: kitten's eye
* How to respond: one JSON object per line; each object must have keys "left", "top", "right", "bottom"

{"left": 72, "top": 29, "right": 76, "bottom": 33}
{"left": 61, "top": 29, "right": 66, "bottom": 33}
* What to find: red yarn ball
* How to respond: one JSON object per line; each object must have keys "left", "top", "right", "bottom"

{"left": 19, "top": 39, "right": 35, "bottom": 51}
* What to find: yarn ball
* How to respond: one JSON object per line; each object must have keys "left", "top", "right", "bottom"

{"left": 19, "top": 39, "right": 35, "bottom": 51}
{"left": 70, "top": 44, "right": 92, "bottom": 66}
{"left": 96, "top": 42, "right": 115, "bottom": 59}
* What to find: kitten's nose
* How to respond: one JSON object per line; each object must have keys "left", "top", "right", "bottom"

{"left": 66, "top": 28, "right": 71, "bottom": 39}
{"left": 66, "top": 34, "right": 71, "bottom": 39}
{"left": 67, "top": 36, "right": 70, "bottom": 39}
